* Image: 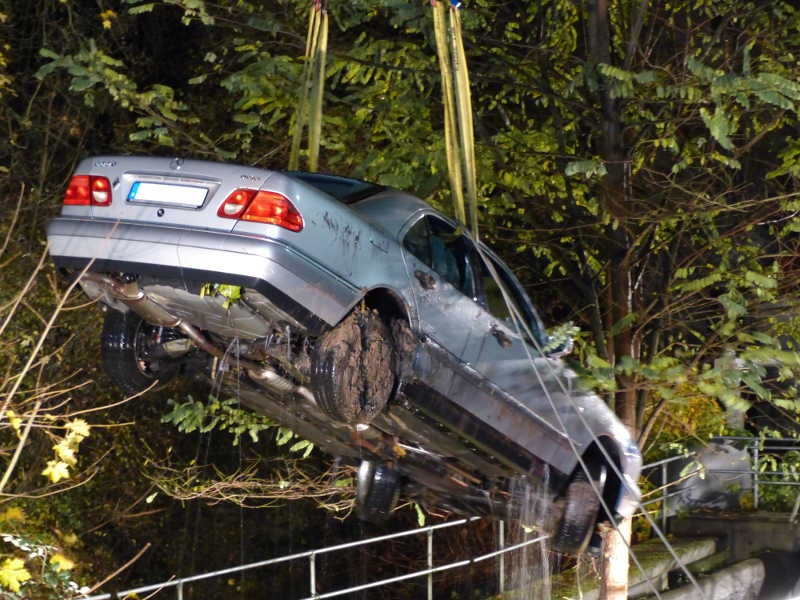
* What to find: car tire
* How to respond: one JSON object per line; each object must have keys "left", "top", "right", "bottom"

{"left": 100, "top": 309, "right": 180, "bottom": 396}
{"left": 356, "top": 460, "right": 400, "bottom": 522}
{"left": 552, "top": 463, "right": 606, "bottom": 555}
{"left": 311, "top": 309, "right": 395, "bottom": 424}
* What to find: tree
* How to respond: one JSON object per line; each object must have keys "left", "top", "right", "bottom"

{"left": 5, "top": 0, "right": 800, "bottom": 593}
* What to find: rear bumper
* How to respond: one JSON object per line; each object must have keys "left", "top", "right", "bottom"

{"left": 47, "top": 217, "right": 361, "bottom": 335}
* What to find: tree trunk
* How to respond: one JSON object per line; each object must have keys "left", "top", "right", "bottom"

{"left": 599, "top": 517, "right": 633, "bottom": 600}
{"left": 588, "top": 0, "right": 635, "bottom": 596}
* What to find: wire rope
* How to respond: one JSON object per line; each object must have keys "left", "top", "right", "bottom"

{"left": 428, "top": 2, "right": 688, "bottom": 593}
{"left": 474, "top": 242, "right": 706, "bottom": 599}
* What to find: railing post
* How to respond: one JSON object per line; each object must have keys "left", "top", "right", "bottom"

{"left": 427, "top": 527, "right": 433, "bottom": 600}
{"left": 310, "top": 552, "right": 316, "bottom": 598}
{"left": 753, "top": 439, "right": 759, "bottom": 510}
{"left": 177, "top": 580, "right": 183, "bottom": 600}
{"left": 661, "top": 461, "right": 668, "bottom": 533}
{"left": 498, "top": 520, "right": 505, "bottom": 594}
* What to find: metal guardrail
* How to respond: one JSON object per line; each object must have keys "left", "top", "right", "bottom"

{"left": 638, "top": 436, "right": 800, "bottom": 532}
{"left": 82, "top": 516, "right": 547, "bottom": 600}
{"left": 83, "top": 436, "right": 800, "bottom": 600}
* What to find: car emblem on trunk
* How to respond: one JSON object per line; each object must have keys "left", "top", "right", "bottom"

{"left": 93, "top": 160, "right": 116, "bottom": 168}
{"left": 170, "top": 158, "right": 184, "bottom": 170}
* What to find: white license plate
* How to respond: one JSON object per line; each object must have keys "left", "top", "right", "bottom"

{"left": 127, "top": 182, "right": 208, "bottom": 208}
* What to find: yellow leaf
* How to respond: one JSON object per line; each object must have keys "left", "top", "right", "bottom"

{"left": 61, "top": 532, "right": 79, "bottom": 546}
{"left": 42, "top": 459, "right": 70, "bottom": 483}
{"left": 5, "top": 410, "right": 22, "bottom": 436}
{"left": 54, "top": 440, "right": 77, "bottom": 466}
{"left": 0, "top": 507, "right": 25, "bottom": 523}
{"left": 49, "top": 553, "right": 75, "bottom": 572}
{"left": 66, "top": 419, "right": 90, "bottom": 439}
{"left": 0, "top": 558, "right": 31, "bottom": 593}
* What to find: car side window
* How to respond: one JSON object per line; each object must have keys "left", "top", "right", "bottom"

{"left": 477, "top": 254, "right": 546, "bottom": 344}
{"left": 403, "top": 216, "right": 478, "bottom": 300}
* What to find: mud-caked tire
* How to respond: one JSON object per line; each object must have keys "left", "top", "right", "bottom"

{"left": 311, "top": 309, "right": 395, "bottom": 424}
{"left": 356, "top": 460, "right": 400, "bottom": 522}
{"left": 101, "top": 309, "right": 181, "bottom": 396}
{"left": 552, "top": 464, "right": 606, "bottom": 555}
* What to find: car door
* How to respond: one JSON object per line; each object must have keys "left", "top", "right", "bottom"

{"left": 470, "top": 251, "right": 584, "bottom": 474}
{"left": 400, "top": 214, "right": 485, "bottom": 367}
{"left": 400, "top": 216, "right": 577, "bottom": 474}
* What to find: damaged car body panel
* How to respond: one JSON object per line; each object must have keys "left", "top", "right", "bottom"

{"left": 47, "top": 155, "right": 642, "bottom": 554}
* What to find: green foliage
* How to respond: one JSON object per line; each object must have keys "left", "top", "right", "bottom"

{"left": 5, "top": 0, "right": 800, "bottom": 590}
{"left": 0, "top": 510, "right": 87, "bottom": 599}
{"left": 753, "top": 448, "right": 800, "bottom": 512}
{"left": 162, "top": 395, "right": 314, "bottom": 456}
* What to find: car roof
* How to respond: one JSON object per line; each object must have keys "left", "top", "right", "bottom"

{"left": 284, "top": 170, "right": 434, "bottom": 239}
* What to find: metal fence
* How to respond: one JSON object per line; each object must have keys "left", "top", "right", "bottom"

{"left": 84, "top": 436, "right": 800, "bottom": 600}
{"left": 83, "top": 516, "right": 547, "bottom": 600}
{"left": 638, "top": 436, "right": 800, "bottom": 532}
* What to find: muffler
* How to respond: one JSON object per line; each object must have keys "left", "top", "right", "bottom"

{"left": 81, "top": 272, "right": 316, "bottom": 404}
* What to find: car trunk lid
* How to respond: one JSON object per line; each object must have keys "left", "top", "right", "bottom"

{"left": 77, "top": 156, "right": 274, "bottom": 233}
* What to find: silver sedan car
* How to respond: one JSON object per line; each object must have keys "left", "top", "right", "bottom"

{"left": 47, "top": 155, "right": 641, "bottom": 554}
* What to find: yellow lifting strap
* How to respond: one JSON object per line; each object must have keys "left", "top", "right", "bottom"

{"left": 432, "top": 0, "right": 479, "bottom": 240}
{"left": 289, "top": 0, "right": 329, "bottom": 172}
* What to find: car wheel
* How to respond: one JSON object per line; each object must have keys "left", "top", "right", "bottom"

{"left": 356, "top": 460, "right": 400, "bottom": 522}
{"left": 100, "top": 309, "right": 182, "bottom": 396}
{"left": 552, "top": 463, "right": 606, "bottom": 555}
{"left": 311, "top": 309, "right": 395, "bottom": 424}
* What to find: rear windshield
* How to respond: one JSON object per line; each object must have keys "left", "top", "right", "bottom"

{"left": 284, "top": 171, "right": 385, "bottom": 204}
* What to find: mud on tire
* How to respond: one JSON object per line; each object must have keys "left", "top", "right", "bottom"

{"left": 310, "top": 309, "right": 395, "bottom": 424}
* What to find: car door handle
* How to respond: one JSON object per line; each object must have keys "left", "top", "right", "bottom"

{"left": 414, "top": 270, "right": 436, "bottom": 290}
{"left": 491, "top": 325, "right": 512, "bottom": 348}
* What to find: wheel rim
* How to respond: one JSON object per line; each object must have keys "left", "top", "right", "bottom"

{"left": 133, "top": 321, "right": 164, "bottom": 378}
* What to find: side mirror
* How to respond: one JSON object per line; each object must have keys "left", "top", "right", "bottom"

{"left": 544, "top": 322, "right": 578, "bottom": 357}
{"left": 545, "top": 336, "right": 573, "bottom": 358}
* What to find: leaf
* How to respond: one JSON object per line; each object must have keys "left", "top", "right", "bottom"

{"left": 608, "top": 312, "right": 637, "bottom": 337}
{"left": 289, "top": 439, "right": 311, "bottom": 453}
{"left": 564, "top": 159, "right": 607, "bottom": 178}
{"left": 54, "top": 440, "right": 77, "bottom": 466}
{"left": 275, "top": 428, "right": 293, "bottom": 446}
{"left": 127, "top": 3, "right": 156, "bottom": 14}
{"left": 744, "top": 270, "right": 777, "bottom": 289}
{"left": 700, "top": 106, "right": 733, "bottom": 150}
{"left": 755, "top": 90, "right": 794, "bottom": 111}
{"left": 413, "top": 501, "right": 426, "bottom": 526}
{"left": 42, "top": 460, "right": 70, "bottom": 484}
{"left": 66, "top": 419, "right": 90, "bottom": 439}
{"left": 0, "top": 558, "right": 31, "bottom": 593}
{"left": 49, "top": 553, "right": 75, "bottom": 572}
{"left": 4, "top": 410, "right": 22, "bottom": 436}
{"left": 0, "top": 507, "right": 25, "bottom": 523}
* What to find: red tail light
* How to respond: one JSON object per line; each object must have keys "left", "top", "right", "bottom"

{"left": 90, "top": 176, "right": 111, "bottom": 206}
{"left": 218, "top": 190, "right": 303, "bottom": 232}
{"left": 217, "top": 189, "right": 255, "bottom": 219}
{"left": 63, "top": 175, "right": 112, "bottom": 206}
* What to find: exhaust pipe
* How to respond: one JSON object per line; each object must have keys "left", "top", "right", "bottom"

{"left": 82, "top": 272, "right": 316, "bottom": 404}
